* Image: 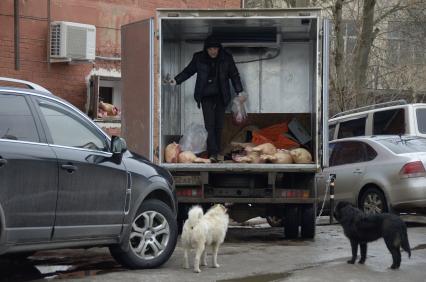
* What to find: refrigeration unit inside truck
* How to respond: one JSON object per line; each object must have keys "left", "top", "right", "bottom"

{"left": 121, "top": 9, "right": 330, "bottom": 239}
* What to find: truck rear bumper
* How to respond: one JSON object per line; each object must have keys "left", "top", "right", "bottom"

{"left": 177, "top": 197, "right": 316, "bottom": 204}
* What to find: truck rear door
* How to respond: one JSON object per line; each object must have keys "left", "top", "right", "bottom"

{"left": 121, "top": 18, "right": 154, "bottom": 161}
{"left": 322, "top": 18, "right": 330, "bottom": 168}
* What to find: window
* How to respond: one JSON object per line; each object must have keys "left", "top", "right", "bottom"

{"left": 365, "top": 143, "right": 377, "bottom": 161}
{"left": 416, "top": 108, "right": 426, "bottom": 134}
{"left": 330, "top": 141, "right": 374, "bottom": 166}
{"left": 373, "top": 109, "right": 405, "bottom": 135}
{"left": 37, "top": 99, "right": 108, "bottom": 151}
{"left": 0, "top": 94, "right": 39, "bottom": 142}
{"left": 99, "top": 86, "right": 113, "bottom": 104}
{"left": 342, "top": 20, "right": 357, "bottom": 56}
{"left": 329, "top": 124, "right": 336, "bottom": 140}
{"left": 88, "top": 76, "right": 121, "bottom": 120}
{"left": 337, "top": 117, "right": 366, "bottom": 139}
{"left": 387, "top": 21, "right": 425, "bottom": 65}
{"left": 328, "top": 143, "right": 336, "bottom": 161}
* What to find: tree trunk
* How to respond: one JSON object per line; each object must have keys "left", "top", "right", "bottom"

{"left": 332, "top": 0, "right": 346, "bottom": 111}
{"left": 352, "top": 0, "right": 377, "bottom": 107}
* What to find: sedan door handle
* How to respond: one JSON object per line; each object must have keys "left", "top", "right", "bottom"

{"left": 353, "top": 169, "right": 363, "bottom": 174}
{"left": 61, "top": 164, "right": 77, "bottom": 173}
{"left": 0, "top": 158, "right": 7, "bottom": 167}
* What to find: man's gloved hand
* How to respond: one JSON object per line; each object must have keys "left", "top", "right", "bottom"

{"left": 169, "top": 78, "right": 177, "bottom": 86}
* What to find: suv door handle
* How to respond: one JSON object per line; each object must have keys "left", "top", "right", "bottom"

{"left": 61, "top": 164, "right": 77, "bottom": 173}
{"left": 353, "top": 169, "right": 363, "bottom": 174}
{"left": 0, "top": 158, "right": 7, "bottom": 167}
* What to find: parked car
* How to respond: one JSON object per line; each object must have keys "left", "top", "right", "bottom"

{"left": 0, "top": 77, "right": 178, "bottom": 268}
{"left": 329, "top": 100, "right": 426, "bottom": 141}
{"left": 317, "top": 135, "right": 426, "bottom": 215}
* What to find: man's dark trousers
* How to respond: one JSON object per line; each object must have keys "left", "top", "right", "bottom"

{"left": 201, "top": 96, "right": 225, "bottom": 157}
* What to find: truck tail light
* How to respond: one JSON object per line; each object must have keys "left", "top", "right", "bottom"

{"left": 399, "top": 161, "right": 426, "bottom": 178}
{"left": 176, "top": 187, "right": 202, "bottom": 197}
{"left": 278, "top": 189, "right": 310, "bottom": 198}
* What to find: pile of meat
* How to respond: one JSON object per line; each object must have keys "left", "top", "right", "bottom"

{"left": 164, "top": 141, "right": 312, "bottom": 164}
{"left": 165, "top": 142, "right": 211, "bottom": 164}
{"left": 231, "top": 142, "right": 312, "bottom": 164}
{"left": 98, "top": 101, "right": 120, "bottom": 118}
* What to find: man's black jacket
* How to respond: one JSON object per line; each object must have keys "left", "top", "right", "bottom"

{"left": 174, "top": 49, "right": 243, "bottom": 107}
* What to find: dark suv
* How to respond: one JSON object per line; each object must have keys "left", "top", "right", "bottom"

{"left": 0, "top": 77, "right": 178, "bottom": 269}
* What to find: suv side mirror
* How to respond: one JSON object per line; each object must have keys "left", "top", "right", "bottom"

{"left": 111, "top": 136, "right": 127, "bottom": 164}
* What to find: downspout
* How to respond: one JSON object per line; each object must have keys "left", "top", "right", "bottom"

{"left": 47, "top": 0, "right": 51, "bottom": 71}
{"left": 14, "top": 0, "right": 20, "bottom": 70}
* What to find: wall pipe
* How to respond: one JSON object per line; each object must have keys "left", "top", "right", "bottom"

{"left": 14, "top": 0, "right": 20, "bottom": 70}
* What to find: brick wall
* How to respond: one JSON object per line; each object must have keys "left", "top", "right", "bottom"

{"left": 0, "top": 0, "right": 241, "bottom": 111}
{"left": 101, "top": 126, "right": 121, "bottom": 137}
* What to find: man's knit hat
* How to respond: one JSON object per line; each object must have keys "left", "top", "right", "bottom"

{"left": 204, "top": 35, "right": 221, "bottom": 49}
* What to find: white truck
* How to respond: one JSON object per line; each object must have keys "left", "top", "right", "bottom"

{"left": 121, "top": 8, "right": 330, "bottom": 239}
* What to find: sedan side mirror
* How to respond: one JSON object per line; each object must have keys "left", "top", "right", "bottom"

{"left": 111, "top": 136, "right": 127, "bottom": 164}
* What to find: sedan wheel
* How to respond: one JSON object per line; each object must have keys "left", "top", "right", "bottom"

{"left": 360, "top": 187, "right": 388, "bottom": 214}
{"left": 110, "top": 199, "right": 178, "bottom": 269}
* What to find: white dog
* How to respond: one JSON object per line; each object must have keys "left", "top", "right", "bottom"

{"left": 181, "top": 204, "right": 229, "bottom": 273}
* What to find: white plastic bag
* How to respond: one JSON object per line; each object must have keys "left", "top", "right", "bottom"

{"left": 179, "top": 123, "right": 208, "bottom": 154}
{"left": 231, "top": 95, "right": 248, "bottom": 125}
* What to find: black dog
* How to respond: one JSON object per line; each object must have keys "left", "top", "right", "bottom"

{"left": 334, "top": 201, "right": 411, "bottom": 269}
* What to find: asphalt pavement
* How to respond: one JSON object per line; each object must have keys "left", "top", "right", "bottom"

{"left": 1, "top": 218, "right": 425, "bottom": 282}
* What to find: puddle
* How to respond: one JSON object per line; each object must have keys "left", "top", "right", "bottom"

{"left": 218, "top": 257, "right": 347, "bottom": 282}
{"left": 225, "top": 227, "right": 309, "bottom": 246}
{"left": 0, "top": 250, "right": 126, "bottom": 281}
{"left": 412, "top": 243, "right": 426, "bottom": 251}
{"left": 218, "top": 272, "right": 292, "bottom": 282}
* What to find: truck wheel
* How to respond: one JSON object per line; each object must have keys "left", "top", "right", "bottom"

{"left": 266, "top": 216, "right": 283, "bottom": 227}
{"left": 109, "top": 199, "right": 178, "bottom": 269}
{"left": 301, "top": 206, "right": 315, "bottom": 239}
{"left": 284, "top": 206, "right": 299, "bottom": 239}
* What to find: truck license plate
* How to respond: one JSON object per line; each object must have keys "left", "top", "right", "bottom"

{"left": 174, "top": 175, "right": 201, "bottom": 185}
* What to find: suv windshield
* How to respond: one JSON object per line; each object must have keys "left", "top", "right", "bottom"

{"left": 377, "top": 137, "right": 426, "bottom": 154}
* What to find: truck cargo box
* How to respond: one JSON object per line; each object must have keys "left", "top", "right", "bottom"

{"left": 122, "top": 9, "right": 329, "bottom": 171}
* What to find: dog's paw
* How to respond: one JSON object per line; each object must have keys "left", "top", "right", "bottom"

{"left": 194, "top": 268, "right": 201, "bottom": 273}
{"left": 213, "top": 263, "right": 220, "bottom": 268}
{"left": 390, "top": 264, "right": 399, "bottom": 270}
{"left": 347, "top": 259, "right": 356, "bottom": 264}
{"left": 201, "top": 261, "right": 208, "bottom": 266}
{"left": 358, "top": 259, "right": 365, "bottom": 264}
{"left": 183, "top": 264, "right": 190, "bottom": 269}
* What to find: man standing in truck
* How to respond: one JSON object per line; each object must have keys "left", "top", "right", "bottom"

{"left": 170, "top": 35, "right": 244, "bottom": 162}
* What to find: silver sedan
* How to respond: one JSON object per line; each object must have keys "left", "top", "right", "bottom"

{"left": 317, "top": 135, "right": 426, "bottom": 214}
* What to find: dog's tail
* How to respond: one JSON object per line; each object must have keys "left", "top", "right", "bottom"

{"left": 401, "top": 224, "right": 411, "bottom": 258}
{"left": 187, "top": 205, "right": 204, "bottom": 227}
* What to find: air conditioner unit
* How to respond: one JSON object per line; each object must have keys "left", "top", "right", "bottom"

{"left": 50, "top": 21, "right": 96, "bottom": 62}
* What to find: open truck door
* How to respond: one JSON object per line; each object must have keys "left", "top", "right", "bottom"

{"left": 121, "top": 18, "right": 154, "bottom": 161}
{"left": 322, "top": 19, "right": 330, "bottom": 168}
